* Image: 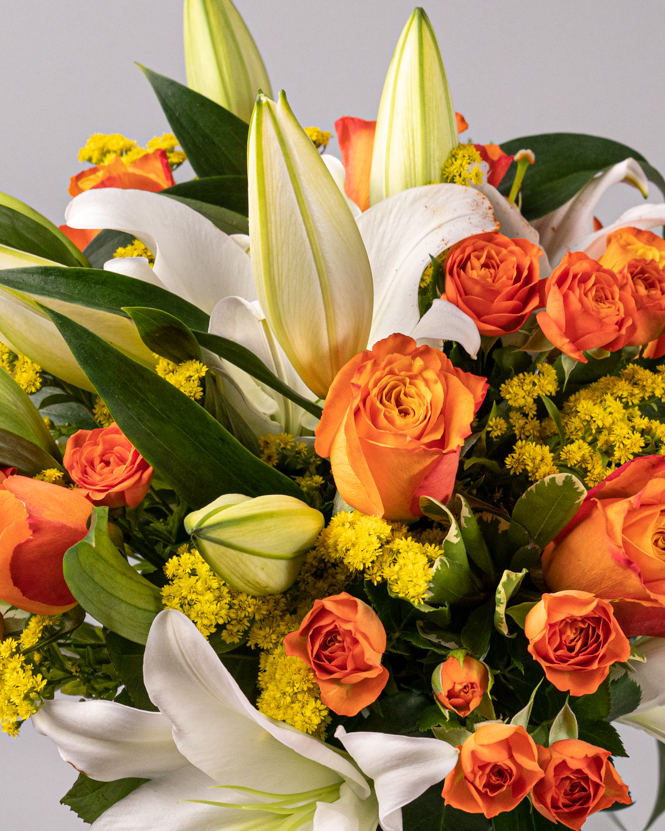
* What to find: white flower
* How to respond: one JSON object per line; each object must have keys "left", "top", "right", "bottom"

{"left": 617, "top": 637, "right": 665, "bottom": 744}
{"left": 32, "top": 609, "right": 458, "bottom": 831}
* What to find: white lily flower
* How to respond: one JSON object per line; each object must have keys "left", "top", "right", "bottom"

{"left": 32, "top": 609, "right": 458, "bottom": 831}
{"left": 370, "top": 8, "right": 457, "bottom": 206}
{"left": 615, "top": 639, "right": 665, "bottom": 744}
{"left": 184, "top": 0, "right": 272, "bottom": 123}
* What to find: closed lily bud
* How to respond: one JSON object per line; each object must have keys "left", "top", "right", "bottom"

{"left": 184, "top": 493, "right": 324, "bottom": 595}
{"left": 248, "top": 92, "right": 373, "bottom": 399}
{"left": 370, "top": 7, "right": 458, "bottom": 205}
{"left": 432, "top": 654, "right": 489, "bottom": 717}
{"left": 184, "top": 0, "right": 272, "bottom": 123}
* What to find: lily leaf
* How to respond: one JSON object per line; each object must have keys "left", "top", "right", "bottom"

{"left": 0, "top": 365, "right": 60, "bottom": 459}
{"left": 163, "top": 175, "right": 248, "bottom": 216}
{"left": 124, "top": 307, "right": 203, "bottom": 364}
{"left": 165, "top": 194, "right": 249, "bottom": 236}
{"left": 83, "top": 230, "right": 136, "bottom": 269}
{"left": 0, "top": 429, "right": 63, "bottom": 477}
{"left": 510, "top": 473, "right": 586, "bottom": 550}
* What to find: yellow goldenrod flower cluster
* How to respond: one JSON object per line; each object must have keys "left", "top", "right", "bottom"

{"left": 113, "top": 239, "right": 155, "bottom": 265}
{"left": 441, "top": 143, "right": 483, "bottom": 186}
{"left": 78, "top": 132, "right": 186, "bottom": 169}
{"left": 304, "top": 127, "right": 332, "bottom": 149}
{"left": 505, "top": 440, "right": 558, "bottom": 481}
{"left": 0, "top": 344, "right": 42, "bottom": 393}
{"left": 19, "top": 616, "right": 60, "bottom": 650}
{"left": 487, "top": 416, "right": 508, "bottom": 438}
{"left": 34, "top": 469, "right": 65, "bottom": 486}
{"left": 0, "top": 638, "right": 47, "bottom": 737}
{"left": 499, "top": 363, "right": 559, "bottom": 414}
{"left": 259, "top": 434, "right": 328, "bottom": 507}
{"left": 155, "top": 357, "right": 208, "bottom": 400}
{"left": 93, "top": 397, "right": 114, "bottom": 427}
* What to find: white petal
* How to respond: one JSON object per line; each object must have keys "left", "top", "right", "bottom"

{"left": 579, "top": 203, "right": 665, "bottom": 259}
{"left": 410, "top": 298, "right": 481, "bottom": 358}
{"left": 336, "top": 727, "right": 458, "bottom": 831}
{"left": 65, "top": 189, "right": 256, "bottom": 313}
{"left": 531, "top": 158, "right": 649, "bottom": 266}
{"left": 31, "top": 699, "right": 187, "bottom": 780}
{"left": 144, "top": 610, "right": 370, "bottom": 798}
{"left": 358, "top": 183, "right": 498, "bottom": 346}
{"left": 230, "top": 233, "right": 251, "bottom": 253}
{"left": 314, "top": 783, "right": 378, "bottom": 831}
{"left": 104, "top": 256, "right": 167, "bottom": 290}
{"left": 619, "top": 705, "right": 665, "bottom": 744}
{"left": 622, "top": 638, "right": 665, "bottom": 713}
{"left": 322, "top": 155, "right": 362, "bottom": 218}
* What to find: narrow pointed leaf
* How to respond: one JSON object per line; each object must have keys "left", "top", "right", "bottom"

{"left": 549, "top": 701, "right": 578, "bottom": 744}
{"left": 164, "top": 194, "right": 248, "bottom": 235}
{"left": 163, "top": 175, "right": 248, "bottom": 215}
{"left": 494, "top": 569, "right": 528, "bottom": 636}
{"left": 0, "top": 429, "right": 63, "bottom": 476}
{"left": 455, "top": 494, "right": 494, "bottom": 577}
{"left": 0, "top": 365, "right": 60, "bottom": 458}
{"left": 123, "top": 307, "right": 203, "bottom": 363}
{"left": 83, "top": 230, "right": 136, "bottom": 269}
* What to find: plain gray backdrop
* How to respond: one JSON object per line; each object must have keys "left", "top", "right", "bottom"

{"left": 1, "top": 2, "right": 665, "bottom": 829}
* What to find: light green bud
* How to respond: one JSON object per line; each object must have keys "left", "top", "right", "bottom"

{"left": 184, "top": 493, "right": 324, "bottom": 595}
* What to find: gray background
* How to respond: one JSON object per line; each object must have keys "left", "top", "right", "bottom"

{"left": 1, "top": 1, "right": 665, "bottom": 828}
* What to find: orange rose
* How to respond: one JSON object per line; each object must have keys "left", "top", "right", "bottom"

{"left": 68, "top": 148, "right": 175, "bottom": 197}
{"left": 283, "top": 592, "right": 389, "bottom": 716}
{"left": 542, "top": 456, "right": 665, "bottom": 637}
{"left": 532, "top": 740, "right": 631, "bottom": 830}
{"left": 441, "top": 723, "right": 544, "bottom": 818}
{"left": 598, "top": 226, "right": 665, "bottom": 272}
{"left": 315, "top": 334, "right": 487, "bottom": 521}
{"left": 444, "top": 232, "right": 543, "bottom": 336}
{"left": 432, "top": 654, "right": 489, "bottom": 717}
{"left": 524, "top": 591, "right": 630, "bottom": 696}
{"left": 536, "top": 251, "right": 636, "bottom": 362}
{"left": 64, "top": 424, "right": 153, "bottom": 509}
{"left": 0, "top": 476, "right": 92, "bottom": 614}
{"left": 615, "top": 259, "right": 665, "bottom": 345}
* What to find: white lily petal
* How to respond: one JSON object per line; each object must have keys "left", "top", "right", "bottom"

{"left": 31, "top": 699, "right": 187, "bottom": 780}
{"left": 578, "top": 203, "right": 665, "bottom": 259}
{"left": 410, "top": 298, "right": 481, "bottom": 358}
{"left": 336, "top": 727, "right": 458, "bottom": 831}
{"left": 531, "top": 158, "right": 649, "bottom": 266}
{"left": 358, "top": 183, "right": 498, "bottom": 346}
{"left": 621, "top": 638, "right": 665, "bottom": 713}
{"left": 104, "top": 256, "right": 168, "bottom": 289}
{"left": 144, "top": 610, "right": 370, "bottom": 798}
{"left": 249, "top": 92, "right": 374, "bottom": 399}
{"left": 314, "top": 783, "right": 379, "bottom": 831}
{"left": 322, "top": 155, "right": 362, "bottom": 218}
{"left": 619, "top": 705, "right": 665, "bottom": 744}
{"left": 230, "top": 233, "right": 251, "bottom": 253}
{"left": 65, "top": 189, "right": 256, "bottom": 313}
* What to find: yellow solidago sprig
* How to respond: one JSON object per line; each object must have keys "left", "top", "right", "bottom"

{"left": 78, "top": 132, "right": 186, "bottom": 170}
{"left": 0, "top": 637, "right": 47, "bottom": 736}
{"left": 0, "top": 344, "right": 42, "bottom": 393}
{"left": 113, "top": 239, "right": 155, "bottom": 265}
{"left": 93, "top": 397, "right": 114, "bottom": 427}
{"left": 146, "top": 133, "right": 187, "bottom": 169}
{"left": 155, "top": 356, "right": 208, "bottom": 400}
{"left": 34, "top": 469, "right": 65, "bottom": 486}
{"left": 304, "top": 127, "right": 332, "bottom": 150}
{"left": 499, "top": 363, "right": 559, "bottom": 415}
{"left": 259, "top": 433, "right": 332, "bottom": 509}
{"left": 441, "top": 143, "right": 483, "bottom": 186}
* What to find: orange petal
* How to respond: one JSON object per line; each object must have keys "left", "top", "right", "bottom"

{"left": 318, "top": 666, "right": 389, "bottom": 716}
{"left": 335, "top": 116, "right": 376, "bottom": 212}
{"left": 456, "top": 112, "right": 469, "bottom": 134}
{"left": 68, "top": 149, "right": 174, "bottom": 198}
{"left": 58, "top": 225, "right": 101, "bottom": 251}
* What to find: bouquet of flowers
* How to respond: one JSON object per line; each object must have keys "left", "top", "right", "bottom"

{"left": 3, "top": 2, "right": 665, "bottom": 829}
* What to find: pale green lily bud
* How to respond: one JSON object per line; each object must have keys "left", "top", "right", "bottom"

{"left": 184, "top": 493, "right": 324, "bottom": 595}
{"left": 248, "top": 92, "right": 373, "bottom": 399}
{"left": 184, "top": 0, "right": 272, "bottom": 123}
{"left": 370, "top": 7, "right": 458, "bottom": 205}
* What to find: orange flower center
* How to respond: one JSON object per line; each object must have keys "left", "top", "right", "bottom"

{"left": 652, "top": 512, "right": 665, "bottom": 559}
{"left": 551, "top": 615, "right": 606, "bottom": 662}
{"left": 558, "top": 773, "right": 592, "bottom": 808}
{"left": 478, "top": 761, "right": 515, "bottom": 795}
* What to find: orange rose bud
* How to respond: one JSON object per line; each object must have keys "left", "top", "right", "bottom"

{"left": 0, "top": 476, "right": 92, "bottom": 614}
{"left": 442, "top": 723, "right": 544, "bottom": 818}
{"left": 444, "top": 232, "right": 543, "bottom": 336}
{"left": 432, "top": 654, "right": 489, "bottom": 717}
{"left": 532, "top": 740, "right": 631, "bottom": 830}
{"left": 283, "top": 592, "right": 389, "bottom": 716}
{"left": 68, "top": 148, "right": 175, "bottom": 197}
{"left": 315, "top": 334, "right": 487, "bottom": 521}
{"left": 542, "top": 456, "right": 665, "bottom": 637}
{"left": 525, "top": 591, "right": 630, "bottom": 697}
{"left": 536, "top": 251, "right": 637, "bottom": 362}
{"left": 64, "top": 424, "right": 154, "bottom": 509}
{"left": 598, "top": 226, "right": 665, "bottom": 272}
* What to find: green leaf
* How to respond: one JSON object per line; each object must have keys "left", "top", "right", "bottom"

{"left": 63, "top": 507, "right": 163, "bottom": 645}
{"left": 0, "top": 429, "right": 63, "bottom": 476}
{"left": 124, "top": 306, "right": 203, "bottom": 363}
{"left": 506, "top": 601, "right": 537, "bottom": 630}
{"left": 509, "top": 544, "right": 541, "bottom": 572}
{"left": 461, "top": 600, "right": 494, "bottom": 660}
{"left": 420, "top": 496, "right": 476, "bottom": 605}
{"left": 165, "top": 194, "right": 249, "bottom": 235}
{"left": 455, "top": 494, "right": 495, "bottom": 577}
{"left": 645, "top": 740, "right": 665, "bottom": 830}
{"left": 492, "top": 799, "right": 558, "bottom": 830}
{"left": 402, "top": 786, "right": 492, "bottom": 831}
{"left": 139, "top": 65, "right": 248, "bottom": 178}
{"left": 498, "top": 132, "right": 664, "bottom": 221}
{"left": 83, "top": 229, "right": 136, "bottom": 269}
{"left": 163, "top": 175, "right": 248, "bottom": 216}
{"left": 105, "top": 631, "right": 156, "bottom": 711}
{"left": 577, "top": 718, "right": 627, "bottom": 757}
{"left": 356, "top": 691, "right": 431, "bottom": 736}
{"left": 61, "top": 774, "right": 149, "bottom": 823}
{"left": 550, "top": 700, "right": 578, "bottom": 743}
{"left": 195, "top": 329, "right": 323, "bottom": 420}
{"left": 609, "top": 673, "right": 642, "bottom": 721}
{"left": 572, "top": 680, "right": 611, "bottom": 720}
{"left": 0, "top": 191, "right": 88, "bottom": 267}
{"left": 47, "top": 307, "right": 302, "bottom": 507}
{"left": 0, "top": 265, "right": 209, "bottom": 332}
{"left": 494, "top": 569, "right": 528, "bottom": 636}
{"left": 540, "top": 395, "right": 564, "bottom": 445}
{"left": 217, "top": 649, "right": 261, "bottom": 706}
{"left": 510, "top": 473, "right": 586, "bottom": 550}
{"left": 0, "top": 366, "right": 60, "bottom": 458}
{"left": 511, "top": 679, "right": 543, "bottom": 729}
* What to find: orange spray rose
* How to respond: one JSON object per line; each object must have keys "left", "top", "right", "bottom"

{"left": 432, "top": 654, "right": 489, "bottom": 717}
{"left": 444, "top": 232, "right": 543, "bottom": 336}
{"left": 0, "top": 476, "right": 92, "bottom": 614}
{"left": 283, "top": 592, "right": 389, "bottom": 716}
{"left": 441, "top": 723, "right": 544, "bottom": 818}
{"left": 598, "top": 226, "right": 665, "bottom": 272}
{"left": 315, "top": 334, "right": 487, "bottom": 521}
{"left": 615, "top": 259, "right": 665, "bottom": 346}
{"left": 524, "top": 591, "right": 630, "bottom": 696}
{"left": 536, "top": 251, "right": 636, "bottom": 362}
{"left": 532, "top": 740, "right": 631, "bottom": 830}
{"left": 64, "top": 423, "right": 153, "bottom": 509}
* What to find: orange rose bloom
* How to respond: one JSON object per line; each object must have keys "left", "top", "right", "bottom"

{"left": 598, "top": 226, "right": 665, "bottom": 272}
{"left": 442, "top": 723, "right": 544, "bottom": 818}
{"left": 444, "top": 232, "right": 543, "bottom": 336}
{"left": 543, "top": 456, "right": 665, "bottom": 637}
{"left": 315, "top": 334, "right": 487, "bottom": 521}
{"left": 432, "top": 655, "right": 489, "bottom": 717}
{"left": 284, "top": 592, "right": 388, "bottom": 716}
{"left": 532, "top": 740, "right": 631, "bottom": 830}
{"left": 64, "top": 424, "right": 154, "bottom": 509}
{"left": 524, "top": 591, "right": 630, "bottom": 697}
{"left": 68, "top": 148, "right": 175, "bottom": 197}
{"left": 614, "top": 258, "right": 665, "bottom": 346}
{"left": 0, "top": 475, "right": 92, "bottom": 614}
{"left": 536, "top": 251, "right": 636, "bottom": 362}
